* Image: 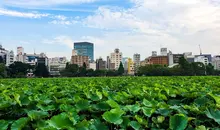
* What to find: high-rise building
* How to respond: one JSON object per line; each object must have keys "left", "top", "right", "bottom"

{"left": 16, "top": 47, "right": 25, "bottom": 63}
{"left": 133, "top": 53, "right": 140, "bottom": 72}
{"left": 106, "top": 56, "right": 110, "bottom": 70}
{"left": 49, "top": 57, "right": 67, "bottom": 76}
{"left": 71, "top": 55, "right": 89, "bottom": 67}
{"left": 110, "top": 48, "right": 122, "bottom": 69}
{"left": 212, "top": 55, "right": 220, "bottom": 70}
{"left": 96, "top": 58, "right": 106, "bottom": 70}
{"left": 124, "top": 58, "right": 135, "bottom": 75}
{"left": 195, "top": 54, "right": 212, "bottom": 63}
{"left": 168, "top": 51, "right": 184, "bottom": 66}
{"left": 152, "top": 51, "right": 157, "bottom": 57}
{"left": 6, "top": 51, "right": 14, "bottom": 66}
{"left": 133, "top": 54, "right": 140, "bottom": 65}
{"left": 74, "top": 42, "right": 94, "bottom": 61}
{"left": 106, "top": 56, "right": 115, "bottom": 70}
{"left": 89, "top": 62, "right": 96, "bottom": 70}
{"left": 122, "top": 57, "right": 129, "bottom": 66}
{"left": 194, "top": 56, "right": 209, "bottom": 65}
{"left": 148, "top": 56, "right": 168, "bottom": 65}
{"left": 160, "top": 48, "right": 168, "bottom": 56}
{"left": 72, "top": 50, "right": 77, "bottom": 56}
{"left": 0, "top": 45, "right": 14, "bottom": 66}
{"left": 17, "top": 47, "right": 24, "bottom": 55}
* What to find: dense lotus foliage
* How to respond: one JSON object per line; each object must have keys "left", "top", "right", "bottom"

{"left": 0, "top": 77, "right": 220, "bottom": 130}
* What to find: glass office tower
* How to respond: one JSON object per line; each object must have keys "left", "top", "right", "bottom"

{"left": 74, "top": 42, "right": 94, "bottom": 61}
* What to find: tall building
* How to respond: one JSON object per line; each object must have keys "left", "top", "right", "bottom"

{"left": 16, "top": 47, "right": 26, "bottom": 63}
{"left": 152, "top": 51, "right": 157, "bottom": 57}
{"left": 133, "top": 53, "right": 140, "bottom": 72}
{"left": 133, "top": 54, "right": 140, "bottom": 65}
{"left": 71, "top": 55, "right": 89, "bottom": 67}
{"left": 212, "top": 55, "right": 220, "bottom": 70}
{"left": 106, "top": 56, "right": 110, "bottom": 70}
{"left": 74, "top": 42, "right": 94, "bottom": 61}
{"left": 122, "top": 57, "right": 129, "bottom": 66}
{"left": 89, "top": 62, "right": 96, "bottom": 70}
{"left": 107, "top": 56, "right": 115, "bottom": 70}
{"left": 49, "top": 57, "right": 67, "bottom": 76}
{"left": 124, "top": 58, "right": 135, "bottom": 75}
{"left": 6, "top": 51, "right": 14, "bottom": 66}
{"left": 17, "top": 47, "right": 24, "bottom": 55}
{"left": 168, "top": 51, "right": 184, "bottom": 66}
{"left": 195, "top": 54, "right": 212, "bottom": 63}
{"left": 148, "top": 56, "right": 168, "bottom": 65}
{"left": 0, "top": 45, "right": 14, "bottom": 66}
{"left": 194, "top": 56, "right": 209, "bottom": 65}
{"left": 110, "top": 48, "right": 122, "bottom": 69}
{"left": 160, "top": 48, "right": 168, "bottom": 56}
{"left": 96, "top": 58, "right": 106, "bottom": 70}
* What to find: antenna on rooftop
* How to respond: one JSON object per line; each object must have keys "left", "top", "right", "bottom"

{"left": 34, "top": 48, "right": 36, "bottom": 55}
{"left": 199, "top": 45, "right": 202, "bottom": 55}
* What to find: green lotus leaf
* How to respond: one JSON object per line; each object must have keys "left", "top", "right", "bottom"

{"left": 75, "top": 100, "right": 90, "bottom": 111}
{"left": 28, "top": 110, "right": 49, "bottom": 121}
{"left": 156, "top": 108, "right": 172, "bottom": 116}
{"left": 0, "top": 120, "right": 9, "bottom": 130}
{"left": 11, "top": 117, "right": 29, "bottom": 130}
{"left": 143, "top": 99, "right": 153, "bottom": 107}
{"left": 169, "top": 114, "right": 188, "bottom": 130}
{"left": 13, "top": 93, "right": 22, "bottom": 106}
{"left": 106, "top": 100, "right": 120, "bottom": 108}
{"left": 195, "top": 125, "right": 206, "bottom": 130}
{"left": 102, "top": 109, "right": 125, "bottom": 124}
{"left": 142, "top": 107, "right": 155, "bottom": 117}
{"left": 92, "top": 102, "right": 110, "bottom": 111}
{"left": 130, "top": 121, "right": 141, "bottom": 130}
{"left": 89, "top": 119, "right": 108, "bottom": 130}
{"left": 206, "top": 108, "right": 220, "bottom": 124}
{"left": 76, "top": 120, "right": 90, "bottom": 130}
{"left": 157, "top": 116, "right": 165, "bottom": 123}
{"left": 125, "top": 104, "right": 141, "bottom": 113}
{"left": 209, "top": 93, "right": 220, "bottom": 108}
{"left": 135, "top": 115, "right": 148, "bottom": 127}
{"left": 47, "top": 113, "right": 73, "bottom": 129}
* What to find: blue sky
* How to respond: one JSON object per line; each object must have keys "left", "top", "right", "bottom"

{"left": 0, "top": 0, "right": 220, "bottom": 60}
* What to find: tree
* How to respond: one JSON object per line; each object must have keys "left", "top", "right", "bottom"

{"left": 206, "top": 63, "right": 214, "bottom": 75}
{"left": 178, "top": 57, "right": 194, "bottom": 76}
{"left": 7, "top": 62, "right": 31, "bottom": 78}
{"left": 191, "top": 62, "right": 206, "bottom": 76}
{"left": 118, "top": 62, "right": 124, "bottom": 75}
{"left": 0, "top": 56, "right": 4, "bottom": 64}
{"left": 0, "top": 63, "right": 6, "bottom": 78}
{"left": 78, "top": 62, "right": 87, "bottom": 77}
{"left": 86, "top": 69, "right": 94, "bottom": 77}
{"left": 137, "top": 64, "right": 171, "bottom": 76}
{"left": 34, "top": 63, "right": 49, "bottom": 77}
{"left": 60, "top": 64, "right": 79, "bottom": 77}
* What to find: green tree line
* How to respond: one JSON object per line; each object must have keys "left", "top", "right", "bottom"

{"left": 137, "top": 57, "right": 220, "bottom": 76}
{"left": 0, "top": 61, "right": 49, "bottom": 78}
{"left": 0, "top": 57, "right": 219, "bottom": 78}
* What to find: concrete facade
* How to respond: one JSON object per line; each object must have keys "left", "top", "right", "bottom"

{"left": 110, "top": 48, "right": 122, "bottom": 69}
{"left": 71, "top": 55, "right": 89, "bottom": 67}
{"left": 212, "top": 55, "right": 220, "bottom": 70}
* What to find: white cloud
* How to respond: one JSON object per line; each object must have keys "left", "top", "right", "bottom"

{"left": 52, "top": 15, "right": 67, "bottom": 20}
{"left": 42, "top": 36, "right": 73, "bottom": 48}
{"left": 81, "top": 0, "right": 220, "bottom": 58}
{"left": 3, "top": 0, "right": 97, "bottom": 7}
{"left": 49, "top": 20, "right": 78, "bottom": 25}
{"left": 0, "top": 8, "right": 49, "bottom": 18}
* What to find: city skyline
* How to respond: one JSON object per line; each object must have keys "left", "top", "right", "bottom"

{"left": 1, "top": 0, "right": 220, "bottom": 60}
